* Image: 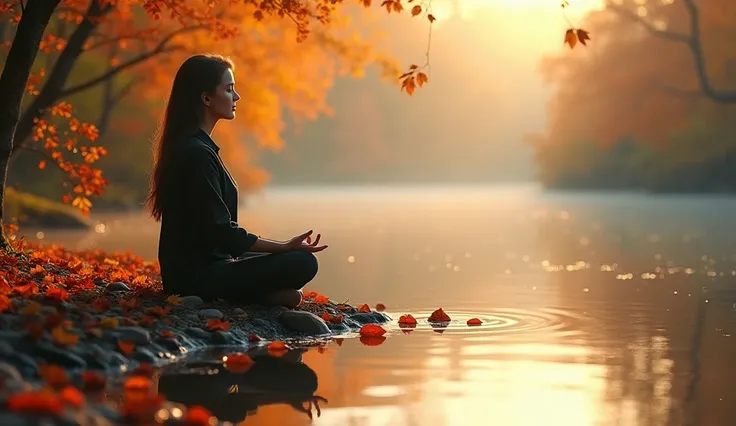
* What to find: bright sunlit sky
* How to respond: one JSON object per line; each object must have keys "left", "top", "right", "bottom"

{"left": 430, "top": 0, "right": 605, "bottom": 23}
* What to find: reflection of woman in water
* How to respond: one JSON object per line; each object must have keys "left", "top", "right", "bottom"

{"left": 145, "top": 54, "right": 328, "bottom": 308}
{"left": 158, "top": 348, "right": 326, "bottom": 422}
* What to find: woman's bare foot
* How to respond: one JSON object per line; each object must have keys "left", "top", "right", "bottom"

{"left": 262, "top": 289, "right": 303, "bottom": 309}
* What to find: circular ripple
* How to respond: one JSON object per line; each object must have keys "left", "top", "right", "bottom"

{"left": 384, "top": 308, "right": 585, "bottom": 336}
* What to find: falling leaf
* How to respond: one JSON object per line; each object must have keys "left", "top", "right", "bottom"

{"left": 359, "top": 324, "right": 386, "bottom": 337}
{"left": 467, "top": 318, "right": 482, "bottom": 326}
{"left": 427, "top": 14, "right": 436, "bottom": 23}
{"left": 428, "top": 308, "right": 451, "bottom": 322}
{"left": 411, "top": 5, "right": 421, "bottom": 16}
{"left": 38, "top": 160, "right": 47, "bottom": 170}
{"left": 333, "top": 338, "right": 344, "bottom": 346}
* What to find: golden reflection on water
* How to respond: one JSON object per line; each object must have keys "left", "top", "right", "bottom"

{"left": 28, "top": 185, "right": 736, "bottom": 426}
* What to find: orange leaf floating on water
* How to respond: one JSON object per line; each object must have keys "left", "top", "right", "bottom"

{"left": 138, "top": 315, "right": 156, "bottom": 327}
{"left": 160, "top": 329, "right": 175, "bottom": 338}
{"left": 375, "top": 303, "right": 386, "bottom": 312}
{"left": 223, "top": 352, "right": 254, "bottom": 373}
{"left": 313, "top": 295, "right": 329, "bottom": 305}
{"left": 123, "top": 376, "right": 152, "bottom": 391}
{"left": 248, "top": 333, "right": 261, "bottom": 342}
{"left": 428, "top": 308, "right": 451, "bottom": 322}
{"left": 268, "top": 341, "right": 288, "bottom": 356}
{"left": 360, "top": 335, "right": 387, "bottom": 346}
{"left": 359, "top": 324, "right": 386, "bottom": 337}
{"left": 333, "top": 338, "right": 344, "bottom": 346}
{"left": 59, "top": 386, "right": 84, "bottom": 408}
{"left": 6, "top": 390, "right": 64, "bottom": 416}
{"left": 357, "top": 304, "right": 371, "bottom": 313}
{"left": 398, "top": 314, "right": 417, "bottom": 327}
{"left": 206, "top": 319, "right": 230, "bottom": 332}
{"left": 185, "top": 405, "right": 214, "bottom": 425}
{"left": 82, "top": 371, "right": 107, "bottom": 391}
{"left": 467, "top": 318, "right": 482, "bottom": 326}
{"left": 39, "top": 364, "right": 69, "bottom": 389}
{"left": 118, "top": 340, "right": 136, "bottom": 355}
{"left": 45, "top": 285, "right": 69, "bottom": 302}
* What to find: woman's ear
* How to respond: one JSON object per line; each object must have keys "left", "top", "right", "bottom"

{"left": 201, "top": 92, "right": 211, "bottom": 107}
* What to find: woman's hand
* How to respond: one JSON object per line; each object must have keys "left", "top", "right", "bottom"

{"left": 286, "top": 230, "right": 328, "bottom": 252}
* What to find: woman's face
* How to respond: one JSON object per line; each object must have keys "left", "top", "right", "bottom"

{"left": 202, "top": 68, "right": 240, "bottom": 121}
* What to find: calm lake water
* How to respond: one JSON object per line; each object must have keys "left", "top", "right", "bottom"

{"left": 21, "top": 184, "right": 736, "bottom": 425}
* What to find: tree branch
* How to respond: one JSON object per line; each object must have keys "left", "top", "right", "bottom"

{"left": 609, "top": 0, "right": 736, "bottom": 104}
{"left": 58, "top": 24, "right": 204, "bottom": 98}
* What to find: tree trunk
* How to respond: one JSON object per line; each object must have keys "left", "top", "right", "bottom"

{"left": 11, "top": 0, "right": 112, "bottom": 155}
{"left": 0, "top": 0, "right": 62, "bottom": 249}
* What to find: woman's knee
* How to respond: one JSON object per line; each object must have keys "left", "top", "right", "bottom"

{"left": 286, "top": 251, "right": 319, "bottom": 284}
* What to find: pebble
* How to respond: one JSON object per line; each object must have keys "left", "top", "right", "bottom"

{"left": 279, "top": 311, "right": 331, "bottom": 336}
{"left": 185, "top": 327, "right": 210, "bottom": 340}
{"left": 105, "top": 282, "right": 131, "bottom": 292}
{"left": 197, "top": 309, "right": 224, "bottom": 320}
{"left": 210, "top": 331, "right": 232, "bottom": 345}
{"left": 31, "top": 343, "right": 87, "bottom": 370}
{"left": 180, "top": 296, "right": 204, "bottom": 308}
{"left": 109, "top": 327, "right": 151, "bottom": 346}
{"left": 232, "top": 308, "right": 246, "bottom": 315}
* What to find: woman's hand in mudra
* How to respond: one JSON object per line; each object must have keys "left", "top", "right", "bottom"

{"left": 286, "top": 230, "right": 328, "bottom": 252}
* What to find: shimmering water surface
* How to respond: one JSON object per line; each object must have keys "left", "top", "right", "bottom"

{"left": 25, "top": 185, "right": 736, "bottom": 425}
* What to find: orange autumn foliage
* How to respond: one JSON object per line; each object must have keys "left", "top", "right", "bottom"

{"left": 357, "top": 303, "right": 371, "bottom": 313}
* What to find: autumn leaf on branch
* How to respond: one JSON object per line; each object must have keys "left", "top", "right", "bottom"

{"left": 561, "top": 1, "right": 591, "bottom": 49}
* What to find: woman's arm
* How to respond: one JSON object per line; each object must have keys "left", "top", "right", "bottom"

{"left": 249, "top": 237, "right": 289, "bottom": 253}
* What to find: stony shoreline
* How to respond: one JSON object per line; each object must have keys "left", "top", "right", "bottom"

{"left": 0, "top": 242, "right": 391, "bottom": 424}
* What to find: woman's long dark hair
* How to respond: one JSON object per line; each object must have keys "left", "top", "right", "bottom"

{"left": 146, "top": 54, "right": 234, "bottom": 221}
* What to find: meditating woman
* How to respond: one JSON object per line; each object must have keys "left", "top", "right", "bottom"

{"left": 146, "top": 54, "right": 327, "bottom": 308}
